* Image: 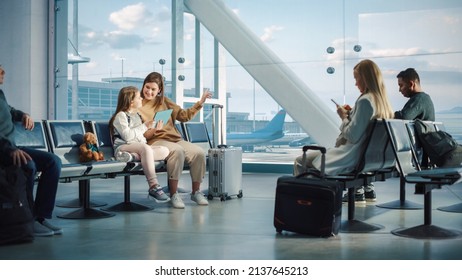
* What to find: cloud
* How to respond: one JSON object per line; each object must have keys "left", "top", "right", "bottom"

{"left": 105, "top": 31, "right": 144, "bottom": 49}
{"left": 443, "top": 14, "right": 460, "bottom": 25}
{"left": 419, "top": 70, "right": 462, "bottom": 85}
{"left": 325, "top": 37, "right": 433, "bottom": 64}
{"left": 80, "top": 29, "right": 107, "bottom": 49}
{"left": 84, "top": 61, "right": 98, "bottom": 69}
{"left": 183, "top": 13, "right": 196, "bottom": 41}
{"left": 77, "top": 27, "right": 150, "bottom": 50}
{"left": 260, "top": 25, "right": 284, "bottom": 43}
{"left": 369, "top": 47, "right": 425, "bottom": 57}
{"left": 184, "top": 33, "right": 193, "bottom": 41}
{"left": 143, "top": 26, "right": 164, "bottom": 45}
{"left": 156, "top": 5, "right": 171, "bottom": 22}
{"left": 109, "top": 3, "right": 152, "bottom": 31}
{"left": 73, "top": 3, "right": 179, "bottom": 52}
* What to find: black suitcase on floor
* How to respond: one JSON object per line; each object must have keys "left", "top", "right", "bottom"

{"left": 274, "top": 146, "right": 343, "bottom": 237}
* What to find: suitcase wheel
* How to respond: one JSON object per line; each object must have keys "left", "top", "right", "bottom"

{"left": 237, "top": 190, "right": 243, "bottom": 198}
{"left": 276, "top": 228, "right": 282, "bottom": 233}
{"left": 207, "top": 194, "right": 213, "bottom": 200}
{"left": 220, "top": 195, "right": 226, "bottom": 201}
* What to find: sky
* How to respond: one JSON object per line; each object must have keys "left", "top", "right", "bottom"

{"left": 70, "top": 0, "right": 462, "bottom": 120}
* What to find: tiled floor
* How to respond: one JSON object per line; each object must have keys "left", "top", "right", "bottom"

{"left": 1, "top": 171, "right": 462, "bottom": 260}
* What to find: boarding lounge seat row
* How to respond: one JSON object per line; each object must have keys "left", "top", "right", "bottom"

{"left": 14, "top": 118, "right": 461, "bottom": 239}
{"left": 300, "top": 118, "right": 462, "bottom": 239}
{"left": 381, "top": 119, "right": 462, "bottom": 239}
{"left": 13, "top": 120, "right": 211, "bottom": 219}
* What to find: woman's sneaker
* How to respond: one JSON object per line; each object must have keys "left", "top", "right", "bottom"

{"left": 365, "top": 189, "right": 377, "bottom": 202}
{"left": 170, "top": 193, "right": 185, "bottom": 209}
{"left": 148, "top": 186, "right": 170, "bottom": 203}
{"left": 364, "top": 183, "right": 376, "bottom": 202}
{"left": 342, "top": 192, "right": 366, "bottom": 203}
{"left": 191, "top": 191, "right": 209, "bottom": 206}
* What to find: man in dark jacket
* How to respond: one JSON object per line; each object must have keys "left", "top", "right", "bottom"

{"left": 395, "top": 68, "right": 436, "bottom": 194}
{"left": 394, "top": 68, "right": 435, "bottom": 121}
{"left": 0, "top": 65, "right": 63, "bottom": 236}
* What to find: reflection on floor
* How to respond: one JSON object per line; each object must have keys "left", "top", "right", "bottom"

{"left": 1, "top": 172, "right": 462, "bottom": 260}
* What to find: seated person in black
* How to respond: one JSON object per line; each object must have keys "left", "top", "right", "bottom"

{"left": 0, "top": 65, "right": 63, "bottom": 236}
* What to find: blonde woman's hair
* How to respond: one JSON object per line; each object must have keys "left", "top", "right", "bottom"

{"left": 354, "top": 59, "right": 394, "bottom": 119}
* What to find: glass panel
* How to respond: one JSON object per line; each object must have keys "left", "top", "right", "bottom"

{"left": 69, "top": 0, "right": 462, "bottom": 171}
{"left": 348, "top": 2, "right": 462, "bottom": 143}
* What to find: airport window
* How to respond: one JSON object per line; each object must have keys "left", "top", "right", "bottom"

{"left": 89, "top": 97, "right": 100, "bottom": 107}
{"left": 68, "top": 0, "right": 462, "bottom": 166}
{"left": 101, "top": 92, "right": 111, "bottom": 107}
{"left": 78, "top": 90, "right": 89, "bottom": 106}
{"left": 101, "top": 99, "right": 110, "bottom": 107}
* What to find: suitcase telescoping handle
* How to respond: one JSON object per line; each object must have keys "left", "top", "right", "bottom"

{"left": 211, "top": 104, "right": 227, "bottom": 148}
{"left": 299, "top": 145, "right": 326, "bottom": 178}
{"left": 302, "top": 145, "right": 326, "bottom": 154}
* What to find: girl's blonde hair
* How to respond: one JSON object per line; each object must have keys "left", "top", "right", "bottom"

{"left": 353, "top": 59, "right": 394, "bottom": 119}
{"left": 108, "top": 86, "right": 139, "bottom": 138}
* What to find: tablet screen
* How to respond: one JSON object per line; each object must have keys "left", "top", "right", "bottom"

{"left": 153, "top": 109, "right": 173, "bottom": 125}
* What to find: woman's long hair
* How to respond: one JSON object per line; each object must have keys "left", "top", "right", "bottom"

{"left": 141, "top": 71, "right": 165, "bottom": 107}
{"left": 353, "top": 59, "right": 394, "bottom": 119}
{"left": 108, "top": 86, "right": 138, "bottom": 138}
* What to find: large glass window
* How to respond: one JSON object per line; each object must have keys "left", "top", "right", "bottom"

{"left": 68, "top": 0, "right": 462, "bottom": 165}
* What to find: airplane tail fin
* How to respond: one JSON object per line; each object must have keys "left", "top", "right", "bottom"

{"left": 256, "top": 109, "right": 286, "bottom": 133}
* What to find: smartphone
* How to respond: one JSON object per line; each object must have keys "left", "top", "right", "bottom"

{"left": 331, "top": 99, "right": 339, "bottom": 106}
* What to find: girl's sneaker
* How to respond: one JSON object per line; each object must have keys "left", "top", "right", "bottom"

{"left": 148, "top": 185, "right": 170, "bottom": 203}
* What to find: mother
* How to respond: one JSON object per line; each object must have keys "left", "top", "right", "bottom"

{"left": 138, "top": 72, "right": 212, "bottom": 209}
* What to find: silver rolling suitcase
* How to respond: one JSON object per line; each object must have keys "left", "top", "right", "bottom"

{"left": 207, "top": 105, "right": 243, "bottom": 201}
{"left": 208, "top": 146, "right": 243, "bottom": 201}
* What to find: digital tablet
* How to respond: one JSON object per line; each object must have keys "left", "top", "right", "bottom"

{"left": 153, "top": 109, "right": 173, "bottom": 126}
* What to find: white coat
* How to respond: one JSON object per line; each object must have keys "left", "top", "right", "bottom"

{"left": 312, "top": 93, "right": 376, "bottom": 175}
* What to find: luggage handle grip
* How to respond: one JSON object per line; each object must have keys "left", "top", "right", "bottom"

{"left": 301, "top": 145, "right": 326, "bottom": 177}
{"left": 302, "top": 145, "right": 326, "bottom": 154}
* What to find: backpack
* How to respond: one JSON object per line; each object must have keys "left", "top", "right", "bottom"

{"left": 414, "top": 119, "right": 459, "bottom": 167}
{"left": 0, "top": 165, "right": 34, "bottom": 245}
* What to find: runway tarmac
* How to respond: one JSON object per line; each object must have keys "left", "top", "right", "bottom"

{"left": 241, "top": 145, "right": 302, "bottom": 164}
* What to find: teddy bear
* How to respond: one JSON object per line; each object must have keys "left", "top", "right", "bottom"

{"left": 79, "top": 132, "right": 104, "bottom": 162}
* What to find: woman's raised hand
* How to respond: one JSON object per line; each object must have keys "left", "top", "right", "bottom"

{"left": 199, "top": 88, "right": 213, "bottom": 105}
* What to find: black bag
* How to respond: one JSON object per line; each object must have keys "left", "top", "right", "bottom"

{"left": 0, "top": 165, "right": 34, "bottom": 245}
{"left": 274, "top": 146, "right": 343, "bottom": 237}
{"left": 414, "top": 119, "right": 458, "bottom": 167}
{"left": 274, "top": 175, "right": 343, "bottom": 237}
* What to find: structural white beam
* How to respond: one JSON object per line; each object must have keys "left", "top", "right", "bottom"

{"left": 184, "top": 0, "right": 340, "bottom": 147}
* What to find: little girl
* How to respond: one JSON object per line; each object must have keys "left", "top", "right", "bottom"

{"left": 109, "top": 86, "right": 170, "bottom": 202}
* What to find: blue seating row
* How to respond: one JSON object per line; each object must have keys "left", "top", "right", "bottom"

{"left": 14, "top": 120, "right": 212, "bottom": 219}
